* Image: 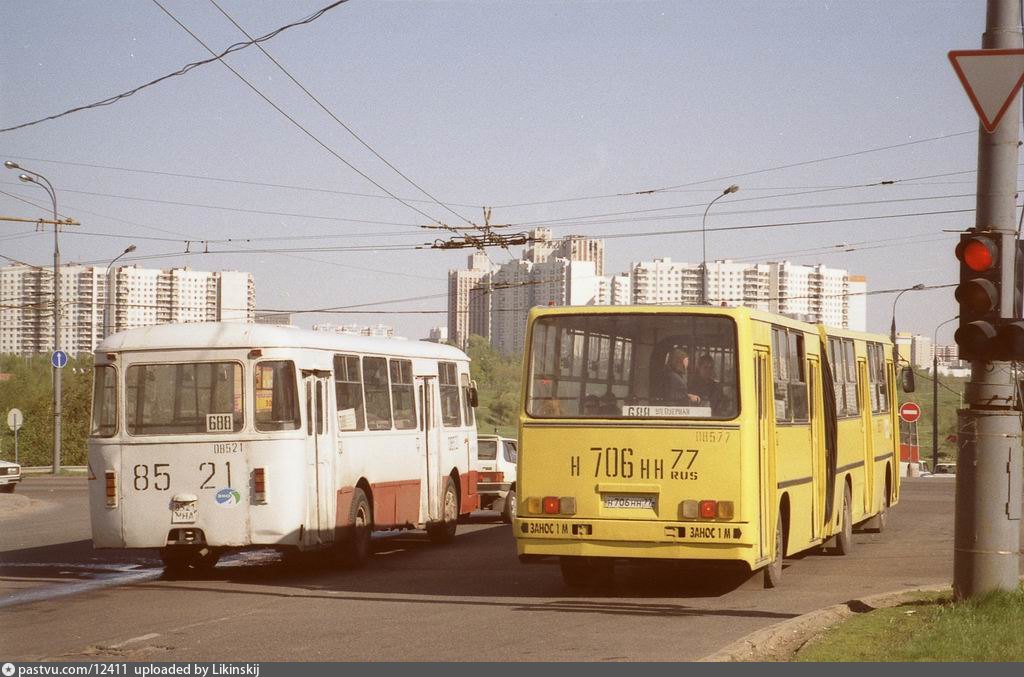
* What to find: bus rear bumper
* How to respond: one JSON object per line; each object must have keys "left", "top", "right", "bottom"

{"left": 514, "top": 516, "right": 756, "bottom": 565}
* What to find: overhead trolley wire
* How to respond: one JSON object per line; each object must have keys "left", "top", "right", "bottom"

{"left": 207, "top": 0, "right": 474, "bottom": 227}
{"left": 0, "top": 0, "right": 351, "bottom": 134}
{"left": 150, "top": 0, "right": 452, "bottom": 228}
{"left": 0, "top": 155, "right": 486, "bottom": 210}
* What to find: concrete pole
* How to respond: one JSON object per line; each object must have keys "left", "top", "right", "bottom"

{"left": 953, "top": 0, "right": 1023, "bottom": 599}
{"left": 50, "top": 186, "right": 61, "bottom": 477}
{"left": 932, "top": 353, "right": 939, "bottom": 472}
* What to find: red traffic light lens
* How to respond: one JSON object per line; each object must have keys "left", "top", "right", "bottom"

{"left": 960, "top": 238, "right": 996, "bottom": 272}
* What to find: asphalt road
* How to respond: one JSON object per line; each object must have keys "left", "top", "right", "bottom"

{"left": 0, "top": 475, "right": 1013, "bottom": 661}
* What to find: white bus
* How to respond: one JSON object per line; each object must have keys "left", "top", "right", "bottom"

{"left": 88, "top": 322, "right": 482, "bottom": 572}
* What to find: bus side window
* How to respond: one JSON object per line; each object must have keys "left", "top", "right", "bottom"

{"left": 389, "top": 359, "right": 417, "bottom": 430}
{"left": 439, "top": 361, "right": 462, "bottom": 427}
{"left": 772, "top": 327, "right": 790, "bottom": 422}
{"left": 254, "top": 361, "right": 300, "bottom": 432}
{"left": 363, "top": 356, "right": 393, "bottom": 431}
{"left": 333, "top": 354, "right": 365, "bottom": 431}
{"left": 789, "top": 333, "right": 808, "bottom": 422}
{"left": 460, "top": 372, "right": 475, "bottom": 427}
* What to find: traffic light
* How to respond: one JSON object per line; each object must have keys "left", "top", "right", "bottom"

{"left": 954, "top": 230, "right": 1024, "bottom": 361}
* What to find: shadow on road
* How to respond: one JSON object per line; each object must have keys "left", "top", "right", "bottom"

{"left": 0, "top": 516, "right": 797, "bottom": 614}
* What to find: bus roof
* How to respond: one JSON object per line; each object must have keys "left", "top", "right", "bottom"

{"left": 526, "top": 304, "right": 891, "bottom": 345}
{"left": 97, "top": 322, "right": 471, "bottom": 361}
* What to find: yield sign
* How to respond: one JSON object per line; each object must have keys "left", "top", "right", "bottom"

{"left": 949, "top": 49, "right": 1024, "bottom": 133}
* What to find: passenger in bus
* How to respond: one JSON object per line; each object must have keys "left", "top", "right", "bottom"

{"left": 664, "top": 348, "right": 702, "bottom": 406}
{"left": 690, "top": 354, "right": 723, "bottom": 413}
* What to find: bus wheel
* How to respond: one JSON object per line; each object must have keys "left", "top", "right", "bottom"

{"left": 835, "top": 485, "right": 854, "bottom": 555}
{"left": 501, "top": 492, "right": 517, "bottom": 524}
{"left": 427, "top": 477, "right": 458, "bottom": 544}
{"left": 559, "top": 556, "right": 614, "bottom": 589}
{"left": 763, "top": 514, "right": 784, "bottom": 589}
{"left": 342, "top": 488, "right": 373, "bottom": 567}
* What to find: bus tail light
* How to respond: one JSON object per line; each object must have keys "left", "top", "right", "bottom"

{"left": 524, "top": 496, "right": 576, "bottom": 516}
{"left": 253, "top": 467, "right": 267, "bottom": 504}
{"left": 681, "top": 499, "right": 734, "bottom": 520}
{"left": 105, "top": 471, "right": 118, "bottom": 508}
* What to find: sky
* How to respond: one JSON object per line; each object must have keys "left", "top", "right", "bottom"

{"left": 0, "top": 0, "right": 1004, "bottom": 345}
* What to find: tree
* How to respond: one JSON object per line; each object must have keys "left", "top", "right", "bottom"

{"left": 0, "top": 354, "right": 93, "bottom": 466}
{"left": 466, "top": 336, "right": 522, "bottom": 436}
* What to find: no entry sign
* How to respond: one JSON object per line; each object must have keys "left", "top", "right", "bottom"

{"left": 899, "top": 402, "right": 922, "bottom": 423}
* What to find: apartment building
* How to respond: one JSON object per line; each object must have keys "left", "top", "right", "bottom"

{"left": 0, "top": 263, "right": 255, "bottom": 356}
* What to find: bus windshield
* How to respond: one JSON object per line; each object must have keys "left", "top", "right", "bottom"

{"left": 126, "top": 362, "right": 243, "bottom": 435}
{"left": 527, "top": 313, "right": 739, "bottom": 420}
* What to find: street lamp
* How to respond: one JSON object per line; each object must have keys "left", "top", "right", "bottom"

{"left": 104, "top": 245, "right": 137, "bottom": 337}
{"left": 701, "top": 185, "right": 739, "bottom": 305}
{"left": 932, "top": 315, "right": 958, "bottom": 474}
{"left": 5, "top": 160, "right": 63, "bottom": 475}
{"left": 889, "top": 283, "right": 926, "bottom": 350}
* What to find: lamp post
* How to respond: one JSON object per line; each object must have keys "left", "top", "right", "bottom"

{"left": 889, "top": 283, "right": 926, "bottom": 351}
{"left": 932, "top": 315, "right": 958, "bottom": 474}
{"left": 104, "top": 245, "right": 136, "bottom": 337}
{"left": 701, "top": 184, "right": 739, "bottom": 305}
{"left": 4, "top": 160, "right": 62, "bottom": 475}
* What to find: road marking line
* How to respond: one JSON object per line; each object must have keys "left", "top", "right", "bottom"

{"left": 111, "top": 633, "right": 160, "bottom": 648}
{"left": 0, "top": 569, "right": 161, "bottom": 610}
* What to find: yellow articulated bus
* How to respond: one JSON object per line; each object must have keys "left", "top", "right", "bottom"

{"left": 513, "top": 305, "right": 909, "bottom": 588}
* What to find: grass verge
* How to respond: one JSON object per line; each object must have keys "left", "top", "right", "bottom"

{"left": 796, "top": 587, "right": 1024, "bottom": 661}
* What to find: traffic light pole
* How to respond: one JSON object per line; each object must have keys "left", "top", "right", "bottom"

{"left": 954, "top": 0, "right": 1023, "bottom": 599}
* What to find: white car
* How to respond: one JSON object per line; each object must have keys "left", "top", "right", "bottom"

{"left": 0, "top": 459, "right": 21, "bottom": 493}
{"left": 474, "top": 435, "right": 518, "bottom": 522}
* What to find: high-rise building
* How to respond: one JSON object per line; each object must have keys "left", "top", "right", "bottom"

{"left": 846, "top": 275, "right": 867, "bottom": 332}
{"left": 448, "top": 231, "right": 606, "bottom": 353}
{"left": 525, "top": 228, "right": 604, "bottom": 275}
{"left": 631, "top": 257, "right": 691, "bottom": 305}
{"left": 313, "top": 323, "right": 396, "bottom": 338}
{"left": 447, "top": 253, "right": 493, "bottom": 350}
{"left": 107, "top": 266, "right": 254, "bottom": 337}
{"left": 255, "top": 313, "right": 292, "bottom": 326}
{"left": 424, "top": 326, "right": 449, "bottom": 343}
{"left": 628, "top": 258, "right": 862, "bottom": 329}
{"left": 0, "top": 263, "right": 255, "bottom": 356}
{"left": 0, "top": 263, "right": 106, "bottom": 356}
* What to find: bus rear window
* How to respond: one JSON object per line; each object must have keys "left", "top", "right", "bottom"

{"left": 527, "top": 314, "right": 739, "bottom": 420}
{"left": 127, "top": 362, "right": 243, "bottom": 435}
{"left": 477, "top": 439, "right": 497, "bottom": 460}
{"left": 255, "top": 361, "right": 300, "bottom": 431}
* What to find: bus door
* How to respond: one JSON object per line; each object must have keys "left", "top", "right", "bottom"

{"left": 858, "top": 359, "right": 875, "bottom": 515}
{"left": 755, "top": 349, "right": 774, "bottom": 562}
{"left": 303, "top": 370, "right": 334, "bottom": 546}
{"left": 808, "top": 357, "right": 823, "bottom": 538}
{"left": 418, "top": 375, "right": 443, "bottom": 522}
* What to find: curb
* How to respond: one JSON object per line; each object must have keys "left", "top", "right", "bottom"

{"left": 699, "top": 583, "right": 951, "bottom": 662}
